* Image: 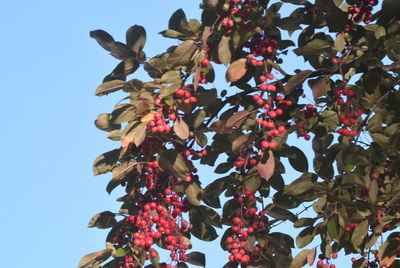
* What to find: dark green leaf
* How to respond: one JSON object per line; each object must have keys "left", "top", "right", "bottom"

{"left": 186, "top": 252, "right": 206, "bottom": 267}
{"left": 88, "top": 211, "right": 116, "bottom": 229}
{"left": 158, "top": 150, "right": 190, "bottom": 178}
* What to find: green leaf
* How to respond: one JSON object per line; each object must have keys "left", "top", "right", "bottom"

{"left": 158, "top": 150, "right": 190, "bottom": 178}
{"left": 294, "top": 218, "right": 317, "bottom": 228}
{"left": 169, "top": 9, "right": 188, "bottom": 32}
{"left": 168, "top": 40, "right": 197, "bottom": 67}
{"left": 308, "top": 75, "right": 331, "bottom": 101}
{"left": 351, "top": 220, "right": 369, "bottom": 249}
{"left": 369, "top": 180, "right": 379, "bottom": 204}
{"left": 186, "top": 252, "right": 206, "bottom": 267}
{"left": 107, "top": 161, "right": 138, "bottom": 194}
{"left": 95, "top": 80, "right": 125, "bottom": 96}
{"left": 95, "top": 113, "right": 121, "bottom": 132}
{"left": 290, "top": 248, "right": 315, "bottom": 268}
{"left": 288, "top": 146, "right": 308, "bottom": 173}
{"left": 126, "top": 25, "right": 146, "bottom": 53}
{"left": 88, "top": 211, "right": 117, "bottom": 229}
{"left": 294, "top": 39, "right": 332, "bottom": 57}
{"left": 185, "top": 182, "right": 202, "bottom": 206}
{"left": 93, "top": 149, "right": 120, "bottom": 176}
{"left": 115, "top": 248, "right": 126, "bottom": 258}
{"left": 218, "top": 35, "right": 232, "bottom": 65}
{"left": 365, "top": 24, "right": 386, "bottom": 39}
{"left": 265, "top": 204, "right": 298, "bottom": 222}
{"left": 226, "top": 58, "right": 247, "bottom": 82}
{"left": 122, "top": 121, "right": 147, "bottom": 148}
{"left": 191, "top": 221, "right": 218, "bottom": 241}
{"left": 296, "top": 226, "right": 315, "bottom": 248}
{"left": 174, "top": 118, "right": 190, "bottom": 140}
{"left": 326, "top": 5, "right": 347, "bottom": 32}
{"left": 334, "top": 33, "right": 345, "bottom": 52}
{"left": 78, "top": 249, "right": 112, "bottom": 268}
{"left": 327, "top": 214, "right": 340, "bottom": 241}
{"left": 284, "top": 70, "right": 313, "bottom": 94}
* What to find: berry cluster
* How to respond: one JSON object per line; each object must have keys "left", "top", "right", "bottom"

{"left": 219, "top": 0, "right": 262, "bottom": 34}
{"left": 114, "top": 183, "right": 191, "bottom": 268}
{"left": 245, "top": 34, "right": 278, "bottom": 61}
{"left": 225, "top": 190, "right": 268, "bottom": 265}
{"left": 149, "top": 111, "right": 172, "bottom": 134}
{"left": 316, "top": 252, "right": 338, "bottom": 268}
{"left": 344, "top": 0, "right": 378, "bottom": 32}
{"left": 175, "top": 88, "right": 197, "bottom": 104}
{"left": 334, "top": 88, "right": 363, "bottom": 137}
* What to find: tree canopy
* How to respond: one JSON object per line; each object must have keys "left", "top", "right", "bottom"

{"left": 80, "top": 0, "right": 400, "bottom": 267}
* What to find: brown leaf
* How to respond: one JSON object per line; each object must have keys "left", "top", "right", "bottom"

{"left": 208, "top": 120, "right": 234, "bottom": 134}
{"left": 218, "top": 35, "right": 232, "bottom": 65}
{"left": 306, "top": 248, "right": 316, "bottom": 265}
{"left": 78, "top": 249, "right": 112, "bottom": 268}
{"left": 379, "top": 255, "right": 396, "bottom": 267}
{"left": 133, "top": 122, "right": 147, "bottom": 147}
{"left": 284, "top": 70, "right": 313, "bottom": 94}
{"left": 174, "top": 118, "right": 190, "bottom": 140}
{"left": 226, "top": 58, "right": 247, "bottom": 82}
{"left": 88, "top": 211, "right": 117, "bottom": 229}
{"left": 232, "top": 134, "right": 251, "bottom": 152}
{"left": 112, "top": 161, "right": 137, "bottom": 181}
{"left": 121, "top": 122, "right": 147, "bottom": 151}
{"left": 226, "top": 110, "right": 251, "bottom": 128}
{"left": 256, "top": 150, "right": 275, "bottom": 180}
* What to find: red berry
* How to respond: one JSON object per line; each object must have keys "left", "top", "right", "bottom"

{"left": 201, "top": 58, "right": 210, "bottom": 67}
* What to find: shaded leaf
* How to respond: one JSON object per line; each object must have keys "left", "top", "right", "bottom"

{"left": 88, "top": 211, "right": 116, "bottom": 229}
{"left": 226, "top": 110, "right": 251, "bottom": 128}
{"left": 232, "top": 134, "right": 251, "bottom": 152}
{"left": 284, "top": 70, "right": 313, "bottom": 94}
{"left": 185, "top": 182, "right": 202, "bottom": 206}
{"left": 126, "top": 25, "right": 146, "bottom": 53}
{"left": 186, "top": 252, "right": 206, "bottom": 267}
{"left": 95, "top": 80, "right": 125, "bottom": 96}
{"left": 158, "top": 150, "right": 189, "bottom": 178}
{"left": 93, "top": 149, "right": 120, "bottom": 176}
{"left": 78, "top": 249, "right": 112, "bottom": 268}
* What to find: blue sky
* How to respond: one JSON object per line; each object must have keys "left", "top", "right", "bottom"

{"left": 0, "top": 1, "right": 355, "bottom": 267}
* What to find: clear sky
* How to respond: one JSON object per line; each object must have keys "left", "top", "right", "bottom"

{"left": 0, "top": 1, "right": 354, "bottom": 267}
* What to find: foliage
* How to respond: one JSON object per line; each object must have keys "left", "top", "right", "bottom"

{"left": 81, "top": 0, "right": 400, "bottom": 267}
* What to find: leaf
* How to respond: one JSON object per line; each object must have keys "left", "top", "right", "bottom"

{"left": 107, "top": 161, "right": 138, "bottom": 194}
{"left": 168, "top": 40, "right": 197, "bottom": 67}
{"left": 288, "top": 146, "right": 309, "bottom": 173}
{"left": 294, "top": 39, "right": 332, "bottom": 57}
{"left": 174, "top": 118, "right": 190, "bottom": 140}
{"left": 78, "top": 249, "right": 112, "bottom": 268}
{"left": 327, "top": 5, "right": 347, "bottom": 32}
{"left": 95, "top": 80, "right": 125, "bottom": 96}
{"left": 290, "top": 248, "right": 314, "bottom": 268}
{"left": 284, "top": 70, "right": 313, "bottom": 94}
{"left": 226, "top": 110, "right": 251, "bottom": 128}
{"left": 307, "top": 247, "right": 316, "bottom": 265}
{"left": 226, "top": 58, "right": 247, "bottom": 82}
{"left": 121, "top": 122, "right": 147, "bottom": 150}
{"left": 334, "top": 33, "right": 345, "bottom": 52}
{"left": 191, "top": 222, "right": 218, "bottom": 241}
{"left": 169, "top": 9, "right": 188, "bottom": 32}
{"left": 158, "top": 150, "right": 189, "bottom": 178}
{"left": 308, "top": 75, "right": 331, "bottom": 101}
{"left": 186, "top": 252, "right": 206, "bottom": 267}
{"left": 379, "top": 256, "right": 396, "bottom": 268}
{"left": 88, "top": 211, "right": 116, "bottom": 229}
{"left": 265, "top": 204, "right": 298, "bottom": 222}
{"left": 185, "top": 182, "right": 202, "bottom": 206}
{"left": 296, "top": 226, "right": 315, "bottom": 248}
{"left": 351, "top": 220, "right": 368, "bottom": 248}
{"left": 115, "top": 248, "right": 126, "bottom": 258}
{"left": 256, "top": 150, "right": 275, "bottom": 180}
{"left": 327, "top": 214, "right": 340, "bottom": 241}
{"left": 365, "top": 24, "right": 386, "bottom": 39}
{"left": 232, "top": 134, "right": 251, "bottom": 152}
{"left": 126, "top": 25, "right": 146, "bottom": 53}
{"left": 218, "top": 35, "right": 232, "bottom": 65}
{"left": 90, "top": 30, "right": 116, "bottom": 52}
{"left": 95, "top": 113, "right": 121, "bottom": 132}
{"left": 93, "top": 149, "right": 120, "bottom": 176}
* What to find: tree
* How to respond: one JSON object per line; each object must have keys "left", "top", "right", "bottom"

{"left": 79, "top": 0, "right": 400, "bottom": 267}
